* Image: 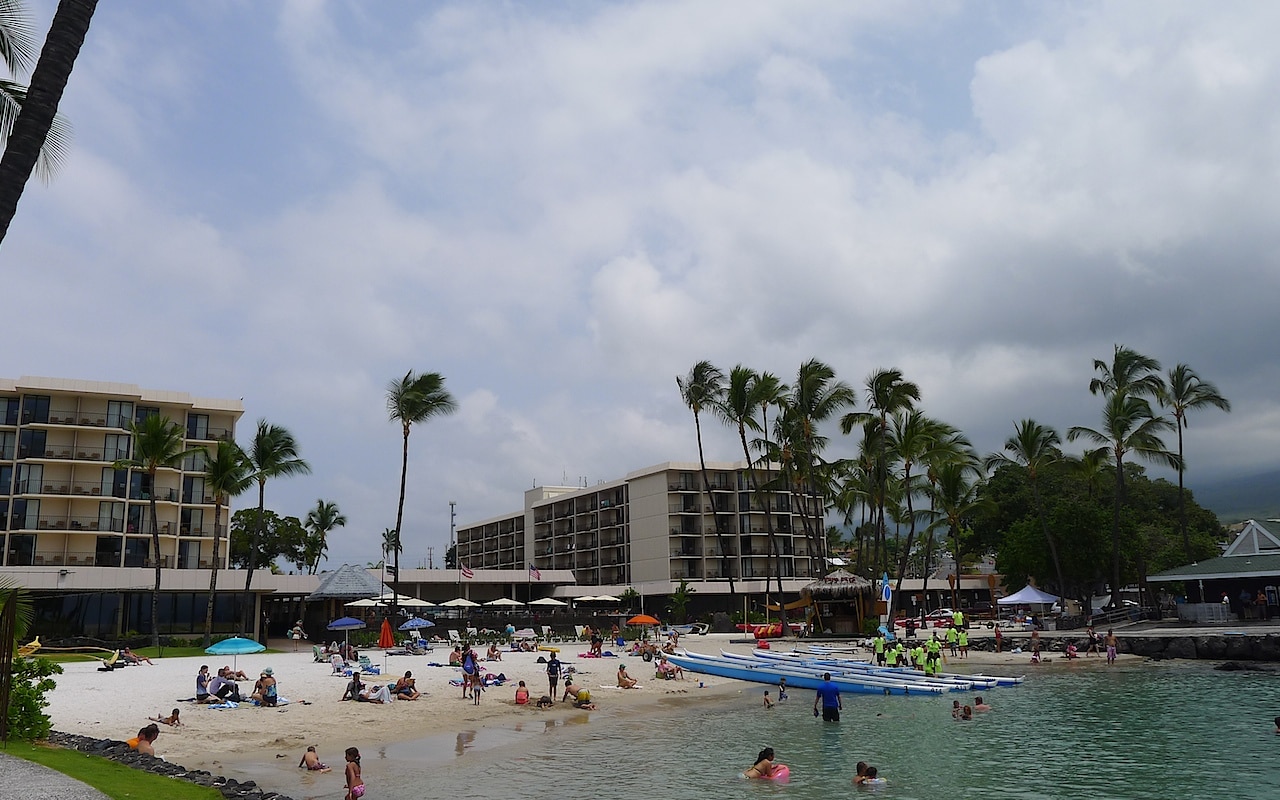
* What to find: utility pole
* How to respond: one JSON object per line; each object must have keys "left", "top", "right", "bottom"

{"left": 449, "top": 501, "right": 456, "bottom": 549}
{"left": 426, "top": 546, "right": 434, "bottom": 570}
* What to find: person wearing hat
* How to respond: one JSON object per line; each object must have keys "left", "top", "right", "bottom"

{"left": 252, "top": 667, "right": 279, "bottom": 707}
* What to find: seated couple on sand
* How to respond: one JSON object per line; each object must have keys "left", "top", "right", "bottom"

{"left": 342, "top": 676, "right": 394, "bottom": 704}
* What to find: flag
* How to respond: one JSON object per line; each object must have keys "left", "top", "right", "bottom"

{"left": 528, "top": 563, "right": 541, "bottom": 581}
{"left": 461, "top": 564, "right": 474, "bottom": 580}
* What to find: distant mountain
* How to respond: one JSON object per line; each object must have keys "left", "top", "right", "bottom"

{"left": 1190, "top": 469, "right": 1280, "bottom": 525}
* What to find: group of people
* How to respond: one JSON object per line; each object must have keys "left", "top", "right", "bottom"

{"left": 742, "top": 749, "right": 885, "bottom": 786}
{"left": 298, "top": 745, "right": 364, "bottom": 799}
{"left": 951, "top": 696, "right": 992, "bottom": 720}
{"left": 872, "top": 631, "right": 960, "bottom": 675}
{"left": 195, "top": 664, "right": 256, "bottom": 704}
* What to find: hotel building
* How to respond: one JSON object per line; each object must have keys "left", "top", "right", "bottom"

{"left": 456, "top": 461, "right": 826, "bottom": 602}
{"left": 0, "top": 376, "right": 244, "bottom": 571}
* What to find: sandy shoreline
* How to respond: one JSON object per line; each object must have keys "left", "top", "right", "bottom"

{"left": 44, "top": 633, "right": 1128, "bottom": 792}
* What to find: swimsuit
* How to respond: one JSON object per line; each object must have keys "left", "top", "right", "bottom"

{"left": 350, "top": 783, "right": 365, "bottom": 798}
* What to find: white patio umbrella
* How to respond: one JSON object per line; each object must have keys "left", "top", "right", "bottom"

{"left": 483, "top": 598, "right": 524, "bottom": 607}
{"left": 573, "top": 595, "right": 600, "bottom": 603}
{"left": 439, "top": 598, "right": 480, "bottom": 608}
{"left": 528, "top": 598, "right": 567, "bottom": 607}
{"left": 590, "top": 595, "right": 621, "bottom": 602}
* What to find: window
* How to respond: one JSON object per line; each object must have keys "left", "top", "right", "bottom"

{"left": 104, "top": 468, "right": 127, "bottom": 499}
{"left": 134, "top": 406, "right": 160, "bottom": 425}
{"left": 98, "top": 501, "right": 124, "bottom": 533}
{"left": 178, "top": 540, "right": 200, "bottom": 569}
{"left": 95, "top": 535, "right": 122, "bottom": 567}
{"left": 123, "top": 537, "right": 149, "bottom": 567}
{"left": 186, "top": 414, "right": 209, "bottom": 440}
{"left": 106, "top": 401, "right": 134, "bottom": 429}
{"left": 0, "top": 431, "right": 13, "bottom": 459}
{"left": 7, "top": 533, "right": 34, "bottom": 565}
{"left": 15, "top": 464, "right": 41, "bottom": 494}
{"left": 182, "top": 448, "right": 208, "bottom": 473}
{"left": 17, "top": 429, "right": 46, "bottom": 459}
{"left": 126, "top": 504, "right": 149, "bottom": 534}
{"left": 182, "top": 476, "right": 205, "bottom": 504}
{"left": 11, "top": 499, "right": 36, "bottom": 530}
{"left": 181, "top": 508, "right": 204, "bottom": 535}
{"left": 104, "top": 434, "right": 130, "bottom": 462}
{"left": 129, "top": 472, "right": 153, "bottom": 501}
{"left": 0, "top": 397, "right": 18, "bottom": 426}
{"left": 19, "top": 395, "right": 49, "bottom": 425}
{"left": 0, "top": 465, "right": 12, "bottom": 496}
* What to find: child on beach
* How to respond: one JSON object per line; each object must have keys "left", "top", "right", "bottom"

{"left": 515, "top": 681, "right": 530, "bottom": 705}
{"left": 778, "top": 677, "right": 788, "bottom": 701}
{"left": 763, "top": 690, "right": 774, "bottom": 709}
{"left": 149, "top": 708, "right": 182, "bottom": 727}
{"left": 344, "top": 747, "right": 364, "bottom": 799}
{"left": 299, "top": 746, "right": 330, "bottom": 772}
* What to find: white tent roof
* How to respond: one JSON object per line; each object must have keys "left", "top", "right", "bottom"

{"left": 997, "top": 585, "right": 1060, "bottom": 605}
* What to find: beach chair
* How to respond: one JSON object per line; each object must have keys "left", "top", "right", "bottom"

{"left": 574, "top": 625, "right": 585, "bottom": 640}
{"left": 466, "top": 627, "right": 478, "bottom": 639}
{"left": 448, "top": 629, "right": 461, "bottom": 646}
{"left": 539, "top": 625, "right": 554, "bottom": 643}
{"left": 312, "top": 645, "right": 325, "bottom": 663}
{"left": 358, "top": 655, "right": 381, "bottom": 675}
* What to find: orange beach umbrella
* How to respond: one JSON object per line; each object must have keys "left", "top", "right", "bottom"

{"left": 378, "top": 617, "right": 395, "bottom": 649}
{"left": 627, "top": 614, "right": 660, "bottom": 626}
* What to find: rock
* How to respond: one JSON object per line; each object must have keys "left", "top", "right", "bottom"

{"left": 1161, "top": 637, "right": 1197, "bottom": 659}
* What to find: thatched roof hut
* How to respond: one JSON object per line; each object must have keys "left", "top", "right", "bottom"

{"left": 802, "top": 569, "right": 874, "bottom": 601}
{"left": 801, "top": 569, "right": 875, "bottom": 635}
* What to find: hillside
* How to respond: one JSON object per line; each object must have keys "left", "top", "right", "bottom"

{"left": 1190, "top": 469, "right": 1280, "bottom": 524}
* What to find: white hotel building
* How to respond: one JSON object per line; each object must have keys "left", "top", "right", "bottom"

{"left": 456, "top": 461, "right": 825, "bottom": 603}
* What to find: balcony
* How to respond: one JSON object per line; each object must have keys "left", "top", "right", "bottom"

{"left": 186, "top": 427, "right": 234, "bottom": 442}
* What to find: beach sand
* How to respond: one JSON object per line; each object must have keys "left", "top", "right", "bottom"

{"left": 44, "top": 631, "right": 1130, "bottom": 779}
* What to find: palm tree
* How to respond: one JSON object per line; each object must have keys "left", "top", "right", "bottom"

{"left": 0, "top": 0, "right": 96, "bottom": 245}
{"left": 984, "top": 420, "right": 1068, "bottom": 604}
{"left": 114, "top": 415, "right": 199, "bottom": 649}
{"left": 787, "top": 359, "right": 855, "bottom": 577}
{"left": 304, "top": 499, "right": 347, "bottom": 575}
{"left": 201, "top": 440, "right": 251, "bottom": 646}
{"left": 677, "top": 361, "right": 734, "bottom": 602}
{"left": 1158, "top": 364, "right": 1231, "bottom": 560}
{"left": 1089, "top": 344, "right": 1164, "bottom": 399}
{"left": 1068, "top": 394, "right": 1179, "bottom": 606}
{"left": 243, "top": 420, "right": 310, "bottom": 634}
{"left": 381, "top": 527, "right": 401, "bottom": 585}
{"left": 842, "top": 369, "right": 920, "bottom": 578}
{"left": 387, "top": 371, "right": 457, "bottom": 604}
{"left": 923, "top": 459, "right": 989, "bottom": 610}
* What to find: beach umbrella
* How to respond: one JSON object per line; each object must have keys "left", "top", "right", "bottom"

{"left": 483, "top": 598, "right": 524, "bottom": 608}
{"left": 398, "top": 617, "right": 436, "bottom": 631}
{"left": 628, "top": 614, "right": 660, "bottom": 626}
{"left": 439, "top": 598, "right": 480, "bottom": 608}
{"left": 327, "top": 616, "right": 366, "bottom": 651}
{"left": 591, "top": 595, "right": 621, "bottom": 602}
{"left": 529, "top": 597, "right": 568, "bottom": 607}
{"left": 378, "top": 618, "right": 395, "bottom": 649}
{"left": 204, "top": 636, "right": 265, "bottom": 671}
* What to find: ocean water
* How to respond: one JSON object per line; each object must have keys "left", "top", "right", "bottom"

{"left": 238, "top": 661, "right": 1278, "bottom": 800}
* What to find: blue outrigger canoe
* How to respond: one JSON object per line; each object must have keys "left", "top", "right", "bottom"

{"left": 664, "top": 650, "right": 948, "bottom": 696}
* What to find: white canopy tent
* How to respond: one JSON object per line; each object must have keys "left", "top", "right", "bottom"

{"left": 997, "top": 585, "right": 1060, "bottom": 605}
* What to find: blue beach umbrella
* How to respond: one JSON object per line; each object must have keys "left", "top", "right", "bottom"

{"left": 204, "top": 636, "right": 266, "bottom": 671}
{"left": 398, "top": 617, "right": 436, "bottom": 631}
{"left": 327, "top": 616, "right": 366, "bottom": 651}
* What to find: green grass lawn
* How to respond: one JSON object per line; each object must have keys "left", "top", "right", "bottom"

{"left": 4, "top": 741, "right": 223, "bottom": 800}
{"left": 39, "top": 645, "right": 283, "bottom": 663}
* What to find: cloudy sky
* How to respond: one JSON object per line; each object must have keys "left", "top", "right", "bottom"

{"left": 5, "top": 1, "right": 1278, "bottom": 571}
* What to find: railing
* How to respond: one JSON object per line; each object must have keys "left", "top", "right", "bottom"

{"left": 187, "top": 427, "right": 234, "bottom": 442}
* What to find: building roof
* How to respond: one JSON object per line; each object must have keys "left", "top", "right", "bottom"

{"left": 1149, "top": 520, "right": 1280, "bottom": 581}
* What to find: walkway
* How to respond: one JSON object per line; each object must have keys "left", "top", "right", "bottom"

{"left": 0, "top": 750, "right": 110, "bottom": 800}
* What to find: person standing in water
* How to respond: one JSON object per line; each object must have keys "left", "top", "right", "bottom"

{"left": 344, "top": 747, "right": 364, "bottom": 799}
{"left": 813, "top": 672, "right": 842, "bottom": 722}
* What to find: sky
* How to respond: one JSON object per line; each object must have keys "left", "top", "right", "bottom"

{"left": 5, "top": 1, "right": 1279, "bottom": 572}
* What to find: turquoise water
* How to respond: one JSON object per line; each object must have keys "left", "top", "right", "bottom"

{"left": 240, "top": 662, "right": 1278, "bottom": 800}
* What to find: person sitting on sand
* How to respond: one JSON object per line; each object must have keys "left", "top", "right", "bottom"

{"left": 195, "top": 665, "right": 211, "bottom": 702}
{"left": 331, "top": 653, "right": 346, "bottom": 675}
{"left": 486, "top": 644, "right": 502, "bottom": 662}
{"left": 973, "top": 696, "right": 991, "bottom": 712}
{"left": 206, "top": 672, "right": 242, "bottom": 703}
{"left": 127, "top": 724, "right": 160, "bottom": 756}
{"left": 449, "top": 646, "right": 463, "bottom": 665}
{"left": 150, "top": 708, "right": 182, "bottom": 727}
{"left": 514, "top": 680, "right": 530, "bottom": 705}
{"left": 251, "top": 668, "right": 278, "bottom": 707}
{"left": 299, "top": 745, "right": 330, "bottom": 772}
{"left": 536, "top": 695, "right": 555, "bottom": 709}
{"left": 221, "top": 665, "right": 249, "bottom": 681}
{"left": 617, "top": 664, "right": 638, "bottom": 689}
{"left": 744, "top": 747, "right": 778, "bottom": 779}
{"left": 342, "top": 676, "right": 364, "bottom": 702}
{"left": 1065, "top": 643, "right": 1079, "bottom": 660}
{"left": 359, "top": 683, "right": 393, "bottom": 704}
{"left": 394, "top": 671, "right": 421, "bottom": 700}
{"left": 121, "top": 647, "right": 153, "bottom": 666}
{"left": 656, "top": 655, "right": 683, "bottom": 680}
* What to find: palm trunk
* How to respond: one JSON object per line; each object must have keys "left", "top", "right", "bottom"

{"left": 394, "top": 425, "right": 411, "bottom": 606}
{"left": 889, "top": 467, "right": 915, "bottom": 622}
{"left": 1111, "top": 455, "right": 1125, "bottom": 608}
{"left": 243, "top": 481, "right": 265, "bottom": 635}
{"left": 950, "top": 524, "right": 961, "bottom": 609}
{"left": 202, "top": 497, "right": 223, "bottom": 646}
{"left": 695, "top": 412, "right": 735, "bottom": 602}
{"left": 0, "top": 0, "right": 98, "bottom": 245}
{"left": 1177, "top": 423, "right": 1189, "bottom": 561}
{"left": 149, "top": 481, "right": 161, "bottom": 650}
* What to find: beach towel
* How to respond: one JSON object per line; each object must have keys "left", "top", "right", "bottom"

{"left": 208, "top": 701, "right": 239, "bottom": 709}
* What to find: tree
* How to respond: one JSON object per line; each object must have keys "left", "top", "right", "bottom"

{"left": 984, "top": 420, "right": 1068, "bottom": 604}
{"left": 668, "top": 578, "right": 695, "bottom": 623}
{"left": 0, "top": 1, "right": 70, "bottom": 183}
{"left": 381, "top": 527, "right": 401, "bottom": 579}
{"left": 677, "top": 361, "right": 734, "bottom": 602}
{"left": 1158, "top": 364, "right": 1230, "bottom": 561}
{"left": 229, "top": 509, "right": 308, "bottom": 572}
{"left": 303, "top": 499, "right": 347, "bottom": 575}
{"left": 202, "top": 440, "right": 251, "bottom": 646}
{"left": 387, "top": 371, "right": 457, "bottom": 606}
{"left": 842, "top": 369, "right": 920, "bottom": 577}
{"left": 923, "top": 459, "right": 988, "bottom": 609}
{"left": 243, "top": 420, "right": 310, "bottom": 633}
{"left": 1069, "top": 394, "right": 1178, "bottom": 605}
{"left": 113, "top": 415, "right": 199, "bottom": 649}
{"left": 0, "top": 0, "right": 96, "bottom": 245}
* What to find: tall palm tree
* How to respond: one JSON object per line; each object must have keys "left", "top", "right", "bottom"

{"left": 114, "top": 415, "right": 199, "bottom": 649}
{"left": 842, "top": 369, "right": 920, "bottom": 578}
{"left": 202, "top": 440, "right": 251, "bottom": 646}
{"left": 984, "top": 420, "right": 1068, "bottom": 604}
{"left": 381, "top": 527, "right": 401, "bottom": 583}
{"left": 787, "top": 359, "right": 855, "bottom": 577}
{"left": 1089, "top": 344, "right": 1164, "bottom": 399}
{"left": 1068, "top": 394, "right": 1179, "bottom": 606}
{"left": 677, "top": 361, "right": 734, "bottom": 602}
{"left": 244, "top": 420, "right": 310, "bottom": 634}
{"left": 0, "top": 0, "right": 96, "bottom": 245}
{"left": 304, "top": 499, "right": 347, "bottom": 575}
{"left": 923, "top": 459, "right": 989, "bottom": 609}
{"left": 387, "top": 371, "right": 457, "bottom": 604}
{"left": 1158, "top": 364, "right": 1231, "bottom": 560}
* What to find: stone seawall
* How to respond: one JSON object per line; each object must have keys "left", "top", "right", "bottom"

{"left": 1116, "top": 633, "right": 1280, "bottom": 662}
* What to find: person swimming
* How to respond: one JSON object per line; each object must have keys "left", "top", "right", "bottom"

{"left": 744, "top": 747, "right": 777, "bottom": 778}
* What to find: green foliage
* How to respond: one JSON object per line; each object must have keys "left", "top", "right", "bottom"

{"left": 668, "top": 579, "right": 694, "bottom": 623}
{"left": 7, "top": 741, "right": 223, "bottom": 799}
{"left": 229, "top": 509, "right": 307, "bottom": 571}
{"left": 7, "top": 656, "right": 61, "bottom": 741}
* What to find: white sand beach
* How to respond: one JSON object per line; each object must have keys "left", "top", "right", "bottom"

{"left": 44, "top": 632, "right": 1131, "bottom": 775}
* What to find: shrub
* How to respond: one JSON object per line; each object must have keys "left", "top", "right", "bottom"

{"left": 7, "top": 657, "right": 62, "bottom": 741}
